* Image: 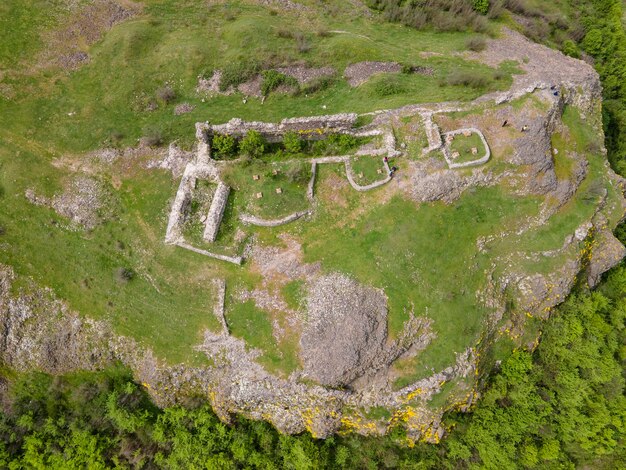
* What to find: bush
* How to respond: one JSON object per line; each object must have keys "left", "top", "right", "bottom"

{"left": 299, "top": 75, "right": 336, "bottom": 95}
{"left": 142, "top": 127, "right": 164, "bottom": 147}
{"left": 326, "top": 133, "right": 359, "bottom": 153}
{"left": 116, "top": 267, "right": 135, "bottom": 283}
{"left": 220, "top": 61, "right": 260, "bottom": 91}
{"left": 562, "top": 39, "right": 579, "bottom": 58}
{"left": 472, "top": 0, "right": 489, "bottom": 14}
{"left": 211, "top": 134, "right": 237, "bottom": 159}
{"left": 260, "top": 70, "right": 298, "bottom": 96}
{"left": 487, "top": 0, "right": 504, "bottom": 19}
{"left": 444, "top": 70, "right": 491, "bottom": 89}
{"left": 466, "top": 36, "right": 487, "bottom": 52}
{"left": 156, "top": 86, "right": 177, "bottom": 104}
{"left": 283, "top": 131, "right": 303, "bottom": 154}
{"left": 366, "top": 0, "right": 482, "bottom": 32}
{"left": 108, "top": 130, "right": 124, "bottom": 147}
{"left": 240, "top": 130, "right": 266, "bottom": 158}
{"left": 276, "top": 28, "right": 293, "bottom": 39}
{"left": 370, "top": 76, "right": 405, "bottom": 97}
{"left": 284, "top": 164, "right": 309, "bottom": 184}
{"left": 294, "top": 32, "right": 311, "bottom": 53}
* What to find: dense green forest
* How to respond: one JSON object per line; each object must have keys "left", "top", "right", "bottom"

{"left": 2, "top": 0, "right": 626, "bottom": 468}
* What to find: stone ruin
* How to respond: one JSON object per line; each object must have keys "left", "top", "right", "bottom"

{"left": 441, "top": 128, "right": 491, "bottom": 169}
{"left": 203, "top": 182, "right": 230, "bottom": 243}
{"left": 164, "top": 132, "right": 241, "bottom": 265}
{"left": 200, "top": 113, "right": 358, "bottom": 142}
{"left": 166, "top": 111, "right": 491, "bottom": 266}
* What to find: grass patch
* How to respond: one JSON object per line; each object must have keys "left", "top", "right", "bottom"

{"left": 350, "top": 156, "right": 387, "bottom": 185}
{"left": 363, "top": 406, "right": 392, "bottom": 420}
{"left": 448, "top": 131, "right": 486, "bottom": 164}
{"left": 226, "top": 299, "right": 300, "bottom": 376}
{"left": 282, "top": 280, "right": 305, "bottom": 311}
{"left": 0, "top": 142, "right": 223, "bottom": 365}
{"left": 222, "top": 160, "right": 311, "bottom": 219}
{"left": 300, "top": 185, "right": 540, "bottom": 385}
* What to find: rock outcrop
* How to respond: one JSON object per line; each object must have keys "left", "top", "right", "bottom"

{"left": 301, "top": 274, "right": 388, "bottom": 387}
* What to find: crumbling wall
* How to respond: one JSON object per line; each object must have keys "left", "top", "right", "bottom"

{"left": 203, "top": 182, "right": 230, "bottom": 242}
{"left": 208, "top": 113, "right": 358, "bottom": 142}
{"left": 165, "top": 164, "right": 197, "bottom": 244}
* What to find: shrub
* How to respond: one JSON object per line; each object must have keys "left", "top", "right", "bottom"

{"left": 466, "top": 36, "right": 487, "bottom": 52}
{"left": 240, "top": 130, "right": 266, "bottom": 158}
{"left": 299, "top": 75, "right": 335, "bottom": 95}
{"left": 260, "top": 70, "right": 298, "bottom": 96}
{"left": 294, "top": 32, "right": 311, "bottom": 53}
{"left": 327, "top": 133, "right": 359, "bottom": 153}
{"left": 220, "top": 61, "right": 260, "bottom": 91}
{"left": 156, "top": 86, "right": 177, "bottom": 104}
{"left": 444, "top": 70, "right": 491, "bottom": 89}
{"left": 366, "top": 0, "right": 482, "bottom": 32}
{"left": 108, "top": 130, "right": 124, "bottom": 147}
{"left": 283, "top": 131, "right": 303, "bottom": 154}
{"left": 142, "top": 127, "right": 164, "bottom": 147}
{"left": 116, "top": 267, "right": 135, "bottom": 283}
{"left": 472, "top": 0, "right": 489, "bottom": 14}
{"left": 276, "top": 28, "right": 293, "bottom": 39}
{"left": 562, "top": 40, "right": 579, "bottom": 58}
{"left": 487, "top": 0, "right": 504, "bottom": 19}
{"left": 211, "top": 134, "right": 237, "bottom": 159}
{"left": 370, "top": 76, "right": 405, "bottom": 97}
{"left": 284, "top": 164, "right": 308, "bottom": 184}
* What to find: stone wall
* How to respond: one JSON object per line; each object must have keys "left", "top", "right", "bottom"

{"left": 164, "top": 163, "right": 197, "bottom": 244}
{"left": 203, "top": 182, "right": 230, "bottom": 242}
{"left": 206, "top": 113, "right": 358, "bottom": 142}
{"left": 442, "top": 128, "right": 491, "bottom": 169}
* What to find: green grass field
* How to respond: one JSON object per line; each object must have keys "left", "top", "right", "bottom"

{"left": 448, "top": 132, "right": 486, "bottom": 163}
{"left": 222, "top": 160, "right": 311, "bottom": 219}
{"left": 0, "top": 0, "right": 620, "bottom": 391}
{"left": 350, "top": 156, "right": 388, "bottom": 185}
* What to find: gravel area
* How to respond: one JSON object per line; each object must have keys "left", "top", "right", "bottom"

{"left": 300, "top": 273, "right": 388, "bottom": 387}
{"left": 344, "top": 61, "right": 402, "bottom": 87}
{"left": 26, "top": 176, "right": 110, "bottom": 230}
{"left": 276, "top": 66, "right": 336, "bottom": 84}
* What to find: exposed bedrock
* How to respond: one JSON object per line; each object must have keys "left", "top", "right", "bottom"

{"left": 300, "top": 274, "right": 388, "bottom": 387}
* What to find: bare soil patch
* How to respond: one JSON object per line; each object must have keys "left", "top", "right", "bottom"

{"left": 276, "top": 65, "right": 336, "bottom": 84}
{"left": 39, "top": 0, "right": 141, "bottom": 71}
{"left": 344, "top": 61, "right": 402, "bottom": 87}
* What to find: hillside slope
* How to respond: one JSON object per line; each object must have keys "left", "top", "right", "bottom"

{"left": 0, "top": 0, "right": 624, "bottom": 442}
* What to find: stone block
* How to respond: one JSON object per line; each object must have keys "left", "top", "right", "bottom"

{"left": 256, "top": 192, "right": 263, "bottom": 199}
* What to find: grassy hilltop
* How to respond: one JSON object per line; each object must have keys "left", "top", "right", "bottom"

{"left": 0, "top": 0, "right": 626, "bottom": 453}
{"left": 0, "top": 0, "right": 517, "bottom": 366}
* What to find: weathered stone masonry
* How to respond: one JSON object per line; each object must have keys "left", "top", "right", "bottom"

{"left": 203, "top": 182, "right": 230, "bottom": 242}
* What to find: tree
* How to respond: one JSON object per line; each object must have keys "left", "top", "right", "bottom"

{"left": 472, "top": 0, "right": 489, "bottom": 15}
{"left": 240, "top": 130, "right": 266, "bottom": 158}
{"left": 212, "top": 134, "right": 237, "bottom": 159}
{"left": 283, "top": 131, "right": 303, "bottom": 154}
